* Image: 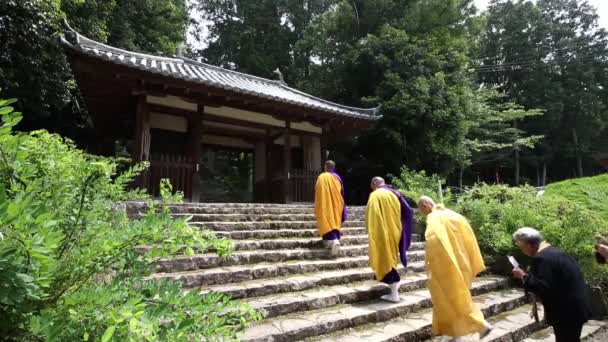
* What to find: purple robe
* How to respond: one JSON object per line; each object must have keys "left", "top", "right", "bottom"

{"left": 380, "top": 185, "right": 413, "bottom": 266}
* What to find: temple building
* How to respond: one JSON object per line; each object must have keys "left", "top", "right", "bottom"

{"left": 61, "top": 22, "right": 380, "bottom": 203}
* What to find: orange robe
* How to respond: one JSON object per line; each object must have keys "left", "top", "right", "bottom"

{"left": 425, "top": 205, "right": 486, "bottom": 337}
{"left": 314, "top": 172, "right": 345, "bottom": 237}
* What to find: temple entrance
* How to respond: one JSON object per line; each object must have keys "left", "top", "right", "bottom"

{"left": 200, "top": 146, "right": 254, "bottom": 203}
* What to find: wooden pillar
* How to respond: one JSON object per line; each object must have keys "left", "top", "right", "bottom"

{"left": 265, "top": 130, "right": 273, "bottom": 202}
{"left": 187, "top": 106, "right": 204, "bottom": 202}
{"left": 254, "top": 140, "right": 266, "bottom": 202}
{"left": 320, "top": 127, "right": 327, "bottom": 169}
{"left": 134, "top": 96, "right": 151, "bottom": 189}
{"left": 283, "top": 121, "right": 291, "bottom": 203}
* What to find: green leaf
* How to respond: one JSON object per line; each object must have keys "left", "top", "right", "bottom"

{"left": 101, "top": 325, "right": 116, "bottom": 342}
{"left": 83, "top": 332, "right": 89, "bottom": 341}
{"left": 0, "top": 106, "right": 14, "bottom": 115}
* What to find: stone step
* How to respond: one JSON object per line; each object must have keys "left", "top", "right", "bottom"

{"left": 244, "top": 273, "right": 435, "bottom": 318}
{"left": 142, "top": 235, "right": 419, "bottom": 254}
{"left": 171, "top": 213, "right": 365, "bottom": 222}
{"left": 424, "top": 304, "right": 547, "bottom": 342}
{"left": 192, "top": 220, "right": 365, "bottom": 231}
{"left": 147, "top": 256, "right": 428, "bottom": 288}
{"left": 213, "top": 228, "right": 422, "bottom": 242}
{"left": 199, "top": 263, "right": 425, "bottom": 300}
{"left": 324, "top": 303, "right": 545, "bottom": 342}
{"left": 523, "top": 320, "right": 608, "bottom": 342}
{"left": 152, "top": 247, "right": 426, "bottom": 273}
{"left": 125, "top": 201, "right": 367, "bottom": 214}
{"left": 174, "top": 207, "right": 366, "bottom": 215}
{"left": 240, "top": 280, "right": 522, "bottom": 342}
{"left": 229, "top": 238, "right": 424, "bottom": 252}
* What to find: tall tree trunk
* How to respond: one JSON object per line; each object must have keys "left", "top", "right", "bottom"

{"left": 536, "top": 164, "right": 540, "bottom": 186}
{"left": 459, "top": 166, "right": 464, "bottom": 190}
{"left": 514, "top": 148, "right": 520, "bottom": 185}
{"left": 572, "top": 128, "right": 584, "bottom": 177}
{"left": 542, "top": 162, "right": 547, "bottom": 186}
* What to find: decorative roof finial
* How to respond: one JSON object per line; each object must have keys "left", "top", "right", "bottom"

{"left": 273, "top": 68, "right": 286, "bottom": 85}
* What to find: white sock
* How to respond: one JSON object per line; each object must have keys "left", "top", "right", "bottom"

{"left": 380, "top": 281, "right": 400, "bottom": 302}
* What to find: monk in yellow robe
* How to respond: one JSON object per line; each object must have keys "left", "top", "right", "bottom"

{"left": 418, "top": 196, "right": 492, "bottom": 342}
{"left": 366, "top": 177, "right": 413, "bottom": 303}
{"left": 314, "top": 160, "right": 347, "bottom": 255}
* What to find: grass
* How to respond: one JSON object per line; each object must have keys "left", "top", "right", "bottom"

{"left": 544, "top": 173, "right": 608, "bottom": 221}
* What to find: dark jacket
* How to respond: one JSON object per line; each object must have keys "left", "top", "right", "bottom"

{"left": 523, "top": 246, "right": 591, "bottom": 326}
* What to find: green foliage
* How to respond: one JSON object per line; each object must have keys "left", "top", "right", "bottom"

{"left": 478, "top": 0, "right": 608, "bottom": 179}
{"left": 453, "top": 183, "right": 608, "bottom": 295}
{"left": 544, "top": 174, "right": 608, "bottom": 221}
{"left": 456, "top": 89, "right": 544, "bottom": 179}
{"left": 0, "top": 98, "right": 260, "bottom": 341}
{"left": 0, "top": 0, "right": 188, "bottom": 135}
{"left": 0, "top": 0, "right": 78, "bottom": 131}
{"left": 391, "top": 166, "right": 451, "bottom": 204}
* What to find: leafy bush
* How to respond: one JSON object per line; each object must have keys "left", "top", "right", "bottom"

{"left": 453, "top": 183, "right": 608, "bottom": 300}
{"left": 0, "top": 98, "right": 261, "bottom": 341}
{"left": 391, "top": 166, "right": 452, "bottom": 204}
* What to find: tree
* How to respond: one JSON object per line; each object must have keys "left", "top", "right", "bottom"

{"left": 0, "top": 0, "right": 78, "bottom": 133}
{"left": 456, "top": 89, "right": 544, "bottom": 188}
{"left": 0, "top": 0, "right": 189, "bottom": 137}
{"left": 190, "top": 0, "right": 293, "bottom": 80}
{"left": 477, "top": 0, "right": 608, "bottom": 181}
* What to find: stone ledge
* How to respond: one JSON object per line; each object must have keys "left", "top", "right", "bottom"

{"left": 198, "top": 263, "right": 426, "bottom": 299}
{"left": 241, "top": 282, "right": 522, "bottom": 342}
{"left": 523, "top": 320, "right": 608, "bottom": 342}
{"left": 151, "top": 248, "right": 426, "bottom": 273}
{"left": 146, "top": 256, "right": 428, "bottom": 288}
{"left": 191, "top": 220, "right": 365, "bottom": 231}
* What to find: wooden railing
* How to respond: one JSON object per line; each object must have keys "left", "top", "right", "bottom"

{"left": 148, "top": 154, "right": 195, "bottom": 199}
{"left": 289, "top": 169, "right": 320, "bottom": 203}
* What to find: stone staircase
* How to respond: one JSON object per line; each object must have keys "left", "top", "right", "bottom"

{"left": 128, "top": 203, "right": 608, "bottom": 341}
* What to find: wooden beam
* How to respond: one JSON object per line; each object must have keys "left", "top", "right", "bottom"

{"left": 201, "top": 126, "right": 265, "bottom": 140}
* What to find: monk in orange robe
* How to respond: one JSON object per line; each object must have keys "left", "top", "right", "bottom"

{"left": 314, "top": 160, "right": 347, "bottom": 256}
{"left": 418, "top": 196, "right": 492, "bottom": 342}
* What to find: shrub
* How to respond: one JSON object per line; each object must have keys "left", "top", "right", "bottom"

{"left": 453, "top": 183, "right": 608, "bottom": 301}
{"left": 391, "top": 166, "right": 452, "bottom": 204}
{"left": 0, "top": 98, "right": 261, "bottom": 341}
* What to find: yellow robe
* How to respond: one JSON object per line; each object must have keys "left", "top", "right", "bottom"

{"left": 314, "top": 172, "right": 344, "bottom": 237}
{"left": 425, "top": 205, "right": 486, "bottom": 337}
{"left": 366, "top": 188, "right": 402, "bottom": 280}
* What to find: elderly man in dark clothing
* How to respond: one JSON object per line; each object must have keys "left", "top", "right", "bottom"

{"left": 511, "top": 227, "right": 591, "bottom": 342}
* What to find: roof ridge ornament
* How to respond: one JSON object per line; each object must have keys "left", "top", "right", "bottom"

{"left": 273, "top": 68, "right": 287, "bottom": 86}
{"left": 61, "top": 19, "right": 80, "bottom": 45}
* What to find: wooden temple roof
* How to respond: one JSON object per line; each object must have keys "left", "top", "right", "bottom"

{"left": 60, "top": 21, "right": 381, "bottom": 122}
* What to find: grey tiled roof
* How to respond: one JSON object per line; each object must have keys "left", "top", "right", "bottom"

{"left": 61, "top": 23, "right": 380, "bottom": 121}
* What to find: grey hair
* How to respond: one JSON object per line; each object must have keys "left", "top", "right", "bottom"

{"left": 513, "top": 227, "right": 543, "bottom": 245}
{"left": 371, "top": 176, "right": 385, "bottom": 185}
{"left": 325, "top": 160, "right": 336, "bottom": 170}
{"left": 418, "top": 196, "right": 436, "bottom": 207}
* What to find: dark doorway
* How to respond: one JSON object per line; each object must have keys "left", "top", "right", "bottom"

{"left": 200, "top": 146, "right": 254, "bottom": 202}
